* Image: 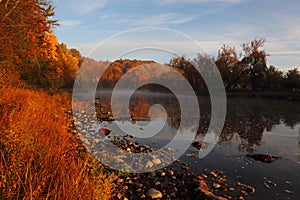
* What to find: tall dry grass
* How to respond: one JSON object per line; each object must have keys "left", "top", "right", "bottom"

{"left": 0, "top": 88, "right": 116, "bottom": 200}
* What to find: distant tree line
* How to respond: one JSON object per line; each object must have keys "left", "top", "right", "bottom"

{"left": 169, "top": 38, "right": 300, "bottom": 93}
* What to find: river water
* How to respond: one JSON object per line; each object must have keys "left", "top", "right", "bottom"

{"left": 92, "top": 90, "right": 300, "bottom": 199}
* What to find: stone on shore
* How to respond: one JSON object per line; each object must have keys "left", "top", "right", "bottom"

{"left": 146, "top": 188, "right": 163, "bottom": 199}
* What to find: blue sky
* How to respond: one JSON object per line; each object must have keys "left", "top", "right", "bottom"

{"left": 53, "top": 0, "right": 300, "bottom": 70}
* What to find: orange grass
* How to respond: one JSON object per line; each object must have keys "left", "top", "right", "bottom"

{"left": 0, "top": 88, "right": 116, "bottom": 200}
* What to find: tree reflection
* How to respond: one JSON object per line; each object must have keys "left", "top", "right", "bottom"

{"left": 95, "top": 92, "right": 300, "bottom": 153}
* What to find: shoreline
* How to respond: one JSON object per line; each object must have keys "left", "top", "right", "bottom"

{"left": 226, "top": 91, "right": 300, "bottom": 101}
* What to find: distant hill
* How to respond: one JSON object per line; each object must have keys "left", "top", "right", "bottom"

{"left": 76, "top": 58, "right": 177, "bottom": 90}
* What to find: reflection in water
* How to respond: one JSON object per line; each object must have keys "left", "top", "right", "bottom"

{"left": 95, "top": 91, "right": 300, "bottom": 156}
{"left": 93, "top": 90, "right": 300, "bottom": 199}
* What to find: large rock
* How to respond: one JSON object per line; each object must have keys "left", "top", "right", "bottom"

{"left": 152, "top": 158, "right": 161, "bottom": 165}
{"left": 145, "top": 161, "right": 154, "bottom": 168}
{"left": 146, "top": 188, "right": 163, "bottom": 199}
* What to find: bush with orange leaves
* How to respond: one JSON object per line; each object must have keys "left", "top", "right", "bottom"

{"left": 0, "top": 88, "right": 116, "bottom": 200}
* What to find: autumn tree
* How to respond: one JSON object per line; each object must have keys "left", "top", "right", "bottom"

{"left": 169, "top": 56, "right": 206, "bottom": 93}
{"left": 0, "top": 0, "right": 54, "bottom": 84}
{"left": 240, "top": 38, "right": 268, "bottom": 90}
{"left": 0, "top": 0, "right": 81, "bottom": 89}
{"left": 215, "top": 45, "right": 245, "bottom": 90}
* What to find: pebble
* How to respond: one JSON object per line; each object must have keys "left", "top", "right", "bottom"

{"left": 284, "top": 189, "right": 294, "bottom": 194}
{"left": 101, "top": 128, "right": 111, "bottom": 136}
{"left": 146, "top": 161, "right": 154, "bottom": 168}
{"left": 181, "top": 164, "right": 190, "bottom": 171}
{"left": 210, "top": 171, "right": 218, "bottom": 177}
{"left": 168, "top": 170, "right": 174, "bottom": 176}
{"left": 117, "top": 193, "right": 122, "bottom": 199}
{"left": 213, "top": 183, "right": 221, "bottom": 189}
{"left": 146, "top": 188, "right": 163, "bottom": 199}
{"left": 152, "top": 158, "right": 162, "bottom": 165}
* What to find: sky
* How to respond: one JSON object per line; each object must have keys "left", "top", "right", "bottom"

{"left": 52, "top": 0, "right": 300, "bottom": 71}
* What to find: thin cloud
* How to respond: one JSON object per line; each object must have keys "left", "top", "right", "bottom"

{"left": 156, "top": 0, "right": 243, "bottom": 4}
{"left": 62, "top": 0, "right": 108, "bottom": 14}
{"left": 59, "top": 20, "right": 81, "bottom": 28}
{"left": 102, "top": 13, "right": 196, "bottom": 26}
{"left": 269, "top": 51, "right": 300, "bottom": 56}
{"left": 136, "top": 13, "right": 196, "bottom": 26}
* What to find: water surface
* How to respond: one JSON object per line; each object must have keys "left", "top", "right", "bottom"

{"left": 95, "top": 91, "right": 300, "bottom": 199}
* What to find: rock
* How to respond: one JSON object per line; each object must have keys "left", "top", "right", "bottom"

{"left": 209, "top": 171, "right": 218, "bottom": 178}
{"left": 245, "top": 185, "right": 255, "bottom": 193}
{"left": 117, "top": 193, "right": 122, "bottom": 199}
{"left": 146, "top": 188, "right": 163, "bottom": 199}
{"left": 213, "top": 183, "right": 221, "bottom": 189}
{"left": 284, "top": 189, "right": 294, "bottom": 194}
{"left": 168, "top": 170, "right": 174, "bottom": 176}
{"left": 192, "top": 141, "right": 207, "bottom": 149}
{"left": 194, "top": 176, "right": 227, "bottom": 200}
{"left": 240, "top": 190, "right": 247, "bottom": 196}
{"left": 117, "top": 179, "right": 124, "bottom": 184}
{"left": 166, "top": 147, "right": 172, "bottom": 152}
{"left": 146, "top": 161, "right": 154, "bottom": 168}
{"left": 101, "top": 128, "right": 112, "bottom": 136}
{"left": 181, "top": 164, "right": 190, "bottom": 171}
{"left": 152, "top": 158, "right": 162, "bottom": 165}
{"left": 246, "top": 154, "right": 279, "bottom": 163}
{"left": 74, "top": 121, "right": 82, "bottom": 126}
{"left": 154, "top": 181, "right": 161, "bottom": 186}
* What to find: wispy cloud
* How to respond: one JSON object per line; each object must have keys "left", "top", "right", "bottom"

{"left": 155, "top": 0, "right": 244, "bottom": 4}
{"left": 136, "top": 13, "right": 196, "bottom": 26}
{"left": 99, "top": 13, "right": 196, "bottom": 26}
{"left": 59, "top": 20, "right": 81, "bottom": 28}
{"left": 61, "top": 0, "right": 109, "bottom": 14}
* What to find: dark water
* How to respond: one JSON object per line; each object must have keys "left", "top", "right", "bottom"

{"left": 95, "top": 91, "right": 300, "bottom": 199}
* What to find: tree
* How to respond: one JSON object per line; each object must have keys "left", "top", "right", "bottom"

{"left": 284, "top": 68, "right": 300, "bottom": 89}
{"left": 56, "top": 43, "right": 80, "bottom": 88}
{"left": 216, "top": 45, "right": 242, "bottom": 90}
{"left": 0, "top": 0, "right": 58, "bottom": 88}
{"left": 169, "top": 56, "right": 206, "bottom": 93}
{"left": 265, "top": 65, "right": 283, "bottom": 90}
{"left": 241, "top": 38, "right": 268, "bottom": 90}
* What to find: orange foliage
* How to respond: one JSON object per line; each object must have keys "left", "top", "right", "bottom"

{"left": 0, "top": 88, "right": 116, "bottom": 199}
{"left": 40, "top": 31, "right": 58, "bottom": 61}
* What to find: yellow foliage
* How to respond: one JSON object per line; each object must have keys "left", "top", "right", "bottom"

{"left": 40, "top": 31, "right": 59, "bottom": 61}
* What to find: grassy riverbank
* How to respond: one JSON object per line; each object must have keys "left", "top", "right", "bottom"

{"left": 0, "top": 87, "right": 116, "bottom": 200}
